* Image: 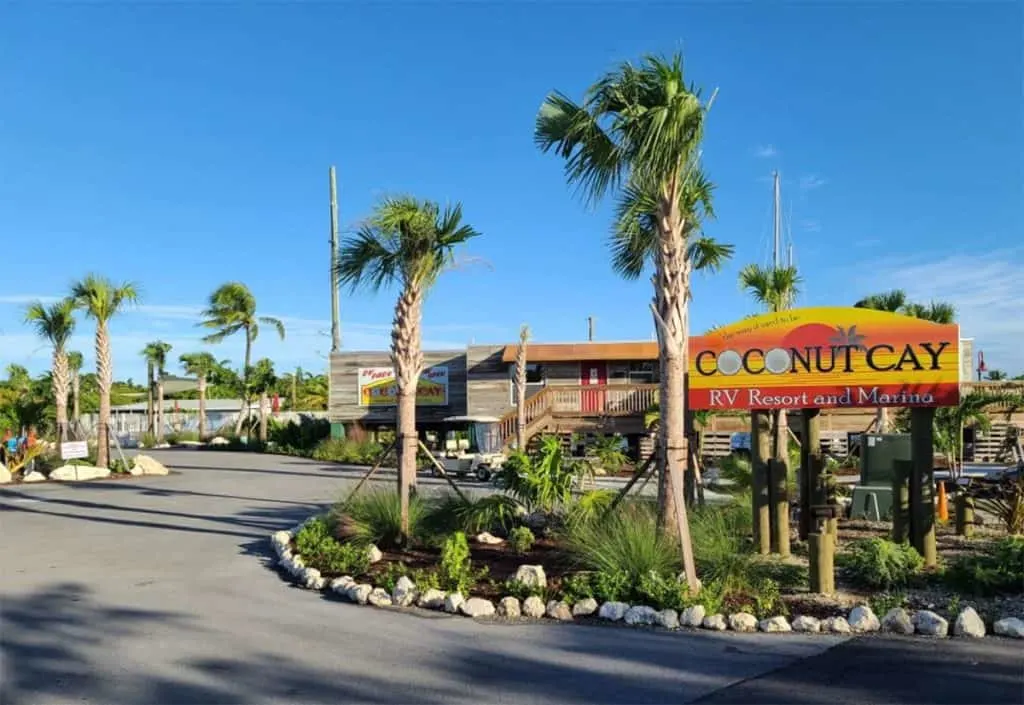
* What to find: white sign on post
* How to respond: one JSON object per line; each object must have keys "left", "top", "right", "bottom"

{"left": 60, "top": 441, "right": 89, "bottom": 460}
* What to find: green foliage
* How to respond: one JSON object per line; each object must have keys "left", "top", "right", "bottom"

{"left": 165, "top": 430, "right": 200, "bottom": 445}
{"left": 839, "top": 538, "right": 924, "bottom": 590}
{"left": 716, "top": 454, "right": 753, "bottom": 493}
{"left": 503, "top": 577, "right": 547, "bottom": 600}
{"left": 588, "top": 434, "right": 628, "bottom": 472}
{"left": 269, "top": 417, "right": 330, "bottom": 451}
{"left": 868, "top": 592, "right": 907, "bottom": 615}
{"left": 447, "top": 494, "right": 523, "bottom": 535}
{"left": 689, "top": 499, "right": 754, "bottom": 588}
{"left": 342, "top": 488, "right": 427, "bottom": 549}
{"left": 563, "top": 501, "right": 680, "bottom": 583}
{"left": 972, "top": 475, "right": 1024, "bottom": 535}
{"left": 509, "top": 526, "right": 536, "bottom": 555}
{"left": 944, "top": 536, "right": 1024, "bottom": 596}
{"left": 565, "top": 489, "right": 618, "bottom": 527}
{"left": 294, "top": 516, "right": 370, "bottom": 576}
{"left": 437, "top": 531, "right": 488, "bottom": 594}
{"left": 312, "top": 438, "right": 384, "bottom": 464}
{"left": 496, "top": 436, "right": 588, "bottom": 514}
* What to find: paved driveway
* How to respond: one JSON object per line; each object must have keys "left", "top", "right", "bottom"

{"left": 1, "top": 450, "right": 1021, "bottom": 704}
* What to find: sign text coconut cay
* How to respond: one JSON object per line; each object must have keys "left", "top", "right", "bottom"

{"left": 688, "top": 307, "right": 960, "bottom": 411}
{"left": 357, "top": 366, "right": 449, "bottom": 407}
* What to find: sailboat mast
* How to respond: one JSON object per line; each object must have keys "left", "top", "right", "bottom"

{"left": 772, "top": 170, "right": 782, "bottom": 268}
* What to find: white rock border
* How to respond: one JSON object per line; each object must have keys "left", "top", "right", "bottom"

{"left": 268, "top": 522, "right": 1023, "bottom": 640}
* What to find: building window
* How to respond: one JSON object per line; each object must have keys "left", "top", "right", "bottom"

{"left": 628, "top": 361, "right": 656, "bottom": 383}
{"left": 510, "top": 364, "right": 545, "bottom": 405}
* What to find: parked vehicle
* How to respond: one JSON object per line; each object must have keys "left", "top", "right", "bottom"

{"left": 430, "top": 416, "right": 507, "bottom": 481}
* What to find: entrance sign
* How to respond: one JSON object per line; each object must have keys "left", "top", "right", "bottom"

{"left": 60, "top": 441, "right": 89, "bottom": 460}
{"left": 688, "top": 308, "right": 960, "bottom": 410}
{"left": 358, "top": 366, "right": 448, "bottom": 406}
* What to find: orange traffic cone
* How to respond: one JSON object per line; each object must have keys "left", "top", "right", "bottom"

{"left": 937, "top": 480, "right": 949, "bottom": 522}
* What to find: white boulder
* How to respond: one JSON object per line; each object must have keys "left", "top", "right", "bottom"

{"left": 624, "top": 605, "right": 658, "bottom": 626}
{"left": 912, "top": 610, "right": 948, "bottom": 637}
{"left": 881, "top": 607, "right": 914, "bottom": 635}
{"left": 824, "top": 616, "right": 852, "bottom": 634}
{"left": 703, "top": 614, "right": 728, "bottom": 631}
{"left": 49, "top": 464, "right": 111, "bottom": 481}
{"left": 848, "top": 606, "right": 880, "bottom": 633}
{"left": 366, "top": 545, "right": 383, "bottom": 564}
{"left": 348, "top": 584, "right": 373, "bottom": 605}
{"left": 392, "top": 577, "right": 417, "bottom": 607}
{"left": 728, "top": 612, "right": 758, "bottom": 632}
{"left": 512, "top": 565, "right": 547, "bottom": 590}
{"left": 497, "top": 596, "right": 521, "bottom": 618}
{"left": 210, "top": 436, "right": 230, "bottom": 446}
{"left": 444, "top": 592, "right": 465, "bottom": 614}
{"left": 680, "top": 605, "right": 706, "bottom": 628}
{"left": 953, "top": 607, "right": 986, "bottom": 638}
{"left": 598, "top": 601, "right": 629, "bottom": 621}
{"left": 571, "top": 598, "right": 599, "bottom": 617}
{"left": 0, "top": 463, "right": 12, "bottom": 484}
{"left": 656, "top": 609, "right": 680, "bottom": 629}
{"left": 460, "top": 598, "right": 495, "bottom": 618}
{"left": 474, "top": 532, "right": 504, "bottom": 545}
{"left": 301, "top": 567, "right": 322, "bottom": 589}
{"left": 791, "top": 615, "right": 822, "bottom": 633}
{"left": 759, "top": 616, "right": 792, "bottom": 633}
{"left": 418, "top": 589, "right": 447, "bottom": 610}
{"left": 522, "top": 595, "right": 546, "bottom": 618}
{"left": 133, "top": 454, "right": 169, "bottom": 476}
{"left": 367, "top": 588, "right": 393, "bottom": 607}
{"left": 993, "top": 617, "right": 1024, "bottom": 639}
{"left": 330, "top": 576, "right": 355, "bottom": 594}
{"left": 545, "top": 600, "right": 572, "bottom": 621}
{"left": 22, "top": 471, "right": 46, "bottom": 483}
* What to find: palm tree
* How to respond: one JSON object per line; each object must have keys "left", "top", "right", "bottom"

{"left": 70, "top": 275, "right": 139, "bottom": 468}
{"left": 739, "top": 264, "right": 801, "bottom": 313}
{"left": 141, "top": 341, "right": 172, "bottom": 442}
{"left": 335, "top": 195, "right": 480, "bottom": 542}
{"left": 67, "top": 350, "right": 84, "bottom": 433}
{"left": 198, "top": 282, "right": 285, "bottom": 436}
{"left": 854, "top": 289, "right": 908, "bottom": 313}
{"left": 536, "top": 52, "right": 712, "bottom": 592}
{"left": 180, "top": 351, "right": 218, "bottom": 440}
{"left": 249, "top": 358, "right": 277, "bottom": 443}
{"left": 933, "top": 391, "right": 1024, "bottom": 477}
{"left": 903, "top": 301, "right": 956, "bottom": 324}
{"left": 608, "top": 168, "right": 733, "bottom": 513}
{"left": 514, "top": 324, "right": 530, "bottom": 450}
{"left": 987, "top": 370, "right": 1008, "bottom": 381}
{"left": 24, "top": 298, "right": 77, "bottom": 442}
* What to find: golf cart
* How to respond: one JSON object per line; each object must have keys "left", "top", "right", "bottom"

{"left": 432, "top": 415, "right": 507, "bottom": 481}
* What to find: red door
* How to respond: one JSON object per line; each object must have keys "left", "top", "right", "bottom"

{"left": 580, "top": 361, "right": 607, "bottom": 413}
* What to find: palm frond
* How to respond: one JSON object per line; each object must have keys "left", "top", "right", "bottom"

{"left": 259, "top": 316, "right": 286, "bottom": 340}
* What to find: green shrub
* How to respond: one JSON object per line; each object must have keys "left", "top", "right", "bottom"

{"left": 138, "top": 432, "right": 157, "bottom": 448}
{"left": 839, "top": 538, "right": 924, "bottom": 589}
{"left": 636, "top": 570, "right": 695, "bottom": 610}
{"left": 294, "top": 516, "right": 370, "bottom": 576}
{"left": 944, "top": 536, "right": 1024, "bottom": 596}
{"left": 868, "top": 591, "right": 907, "bottom": 615}
{"left": 503, "top": 577, "right": 546, "bottom": 600}
{"left": 341, "top": 488, "right": 427, "bottom": 549}
{"left": 716, "top": 454, "right": 753, "bottom": 493}
{"left": 565, "top": 489, "right": 618, "bottom": 527}
{"left": 509, "top": 526, "right": 536, "bottom": 555}
{"left": 438, "top": 531, "right": 487, "bottom": 593}
{"left": 312, "top": 438, "right": 384, "bottom": 464}
{"left": 269, "top": 417, "right": 330, "bottom": 451}
{"left": 562, "top": 502, "right": 680, "bottom": 584}
{"left": 496, "top": 436, "right": 587, "bottom": 513}
{"left": 166, "top": 430, "right": 200, "bottom": 445}
{"left": 429, "top": 493, "right": 522, "bottom": 536}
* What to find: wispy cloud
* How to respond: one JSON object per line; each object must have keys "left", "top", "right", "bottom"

{"left": 859, "top": 250, "right": 1024, "bottom": 374}
{"left": 754, "top": 144, "right": 779, "bottom": 158}
{"left": 800, "top": 219, "right": 821, "bottom": 233}
{"left": 799, "top": 174, "right": 827, "bottom": 191}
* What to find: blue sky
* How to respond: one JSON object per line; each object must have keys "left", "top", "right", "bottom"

{"left": 1, "top": 2, "right": 1021, "bottom": 383}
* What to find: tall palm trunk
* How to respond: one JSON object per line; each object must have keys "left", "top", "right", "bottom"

{"left": 146, "top": 361, "right": 155, "bottom": 434}
{"left": 259, "top": 391, "right": 269, "bottom": 442}
{"left": 654, "top": 182, "right": 699, "bottom": 593}
{"left": 52, "top": 350, "right": 70, "bottom": 443}
{"left": 156, "top": 374, "right": 165, "bottom": 442}
{"left": 197, "top": 374, "right": 208, "bottom": 440}
{"left": 875, "top": 407, "right": 888, "bottom": 433}
{"left": 95, "top": 322, "right": 112, "bottom": 468}
{"left": 514, "top": 327, "right": 528, "bottom": 450}
{"left": 392, "top": 286, "right": 424, "bottom": 542}
{"left": 71, "top": 369, "right": 81, "bottom": 430}
{"left": 234, "top": 327, "right": 253, "bottom": 436}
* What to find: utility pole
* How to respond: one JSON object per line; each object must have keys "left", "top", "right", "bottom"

{"left": 329, "top": 166, "right": 341, "bottom": 353}
{"left": 587, "top": 316, "right": 594, "bottom": 342}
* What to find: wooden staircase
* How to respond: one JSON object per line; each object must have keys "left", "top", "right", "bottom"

{"left": 497, "top": 384, "right": 658, "bottom": 449}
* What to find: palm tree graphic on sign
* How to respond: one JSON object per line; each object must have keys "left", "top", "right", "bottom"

{"left": 829, "top": 325, "right": 867, "bottom": 351}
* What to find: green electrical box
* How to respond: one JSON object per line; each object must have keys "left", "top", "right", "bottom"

{"left": 850, "top": 485, "right": 894, "bottom": 521}
{"left": 330, "top": 422, "right": 345, "bottom": 440}
{"left": 860, "top": 433, "right": 913, "bottom": 486}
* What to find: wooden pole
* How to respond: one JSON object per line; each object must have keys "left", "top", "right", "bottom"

{"left": 892, "top": 459, "right": 911, "bottom": 543}
{"left": 606, "top": 452, "right": 656, "bottom": 515}
{"left": 769, "top": 458, "right": 790, "bottom": 557}
{"left": 751, "top": 410, "right": 772, "bottom": 555}
{"left": 910, "top": 407, "right": 937, "bottom": 567}
{"left": 340, "top": 439, "right": 397, "bottom": 506}
{"left": 808, "top": 531, "right": 835, "bottom": 594}
{"left": 955, "top": 493, "right": 975, "bottom": 538}
{"left": 799, "top": 409, "right": 820, "bottom": 540}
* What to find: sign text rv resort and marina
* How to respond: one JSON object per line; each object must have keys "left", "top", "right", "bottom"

{"left": 687, "top": 308, "right": 960, "bottom": 411}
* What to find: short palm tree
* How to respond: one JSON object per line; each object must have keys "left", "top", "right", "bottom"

{"left": 24, "top": 298, "right": 77, "bottom": 441}
{"left": 934, "top": 391, "right": 1024, "bottom": 477}
{"left": 180, "top": 351, "right": 218, "bottom": 439}
{"left": 987, "top": 370, "right": 1008, "bottom": 381}
{"left": 141, "top": 341, "right": 172, "bottom": 442}
{"left": 335, "top": 195, "right": 480, "bottom": 542}
{"left": 249, "top": 358, "right": 277, "bottom": 442}
{"left": 854, "top": 289, "right": 908, "bottom": 313}
{"left": 71, "top": 275, "right": 139, "bottom": 468}
{"left": 198, "top": 282, "right": 285, "bottom": 436}
{"left": 739, "top": 264, "right": 801, "bottom": 313}
{"left": 67, "top": 350, "right": 84, "bottom": 432}
{"left": 536, "top": 52, "right": 713, "bottom": 591}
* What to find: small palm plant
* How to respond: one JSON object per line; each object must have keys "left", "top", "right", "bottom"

{"left": 334, "top": 195, "right": 480, "bottom": 543}
{"left": 180, "top": 352, "right": 218, "bottom": 439}
{"left": 24, "top": 298, "right": 77, "bottom": 442}
{"left": 70, "top": 275, "right": 139, "bottom": 468}
{"left": 141, "top": 341, "right": 172, "bottom": 442}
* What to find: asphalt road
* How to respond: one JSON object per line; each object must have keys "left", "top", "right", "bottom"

{"left": 1, "top": 450, "right": 1021, "bottom": 705}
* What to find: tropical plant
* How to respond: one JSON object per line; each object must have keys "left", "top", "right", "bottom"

{"left": 926, "top": 391, "right": 1024, "bottom": 476}
{"left": 294, "top": 516, "right": 371, "bottom": 576}
{"left": 509, "top": 526, "right": 536, "bottom": 554}
{"left": 588, "top": 434, "right": 628, "bottom": 473}
{"left": 249, "top": 358, "right": 277, "bottom": 442}
{"left": 495, "top": 436, "right": 589, "bottom": 514}
{"left": 141, "top": 341, "right": 172, "bottom": 442}
{"left": 334, "top": 195, "right": 480, "bottom": 543}
{"left": 70, "top": 275, "right": 139, "bottom": 468}
{"left": 854, "top": 289, "right": 956, "bottom": 324}
{"left": 179, "top": 352, "right": 218, "bottom": 440}
{"left": 535, "top": 52, "right": 715, "bottom": 591}
{"left": 838, "top": 538, "right": 924, "bottom": 590}
{"left": 972, "top": 474, "right": 1024, "bottom": 535}
{"left": 986, "top": 370, "right": 1008, "bottom": 381}
{"left": 24, "top": 298, "right": 76, "bottom": 441}
{"left": 199, "top": 282, "right": 285, "bottom": 436}
{"left": 944, "top": 536, "right": 1024, "bottom": 596}
{"left": 67, "top": 350, "right": 84, "bottom": 432}
{"left": 738, "top": 264, "right": 801, "bottom": 313}
{"left": 339, "top": 487, "right": 428, "bottom": 549}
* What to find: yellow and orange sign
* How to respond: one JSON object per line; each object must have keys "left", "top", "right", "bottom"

{"left": 688, "top": 307, "right": 960, "bottom": 411}
{"left": 358, "top": 366, "right": 448, "bottom": 407}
